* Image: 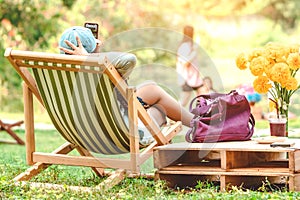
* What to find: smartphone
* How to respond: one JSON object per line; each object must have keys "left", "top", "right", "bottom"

{"left": 270, "top": 141, "right": 295, "bottom": 148}
{"left": 84, "top": 22, "right": 99, "bottom": 39}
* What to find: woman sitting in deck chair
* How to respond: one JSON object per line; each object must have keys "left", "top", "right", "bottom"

{"left": 59, "top": 26, "right": 194, "bottom": 144}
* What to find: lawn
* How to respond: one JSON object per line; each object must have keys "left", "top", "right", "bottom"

{"left": 1, "top": 118, "right": 300, "bottom": 199}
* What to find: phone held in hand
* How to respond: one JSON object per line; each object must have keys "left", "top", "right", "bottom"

{"left": 84, "top": 22, "right": 99, "bottom": 39}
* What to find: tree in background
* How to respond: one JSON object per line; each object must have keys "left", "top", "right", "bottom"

{"left": 0, "top": 0, "right": 66, "bottom": 111}
{"left": 0, "top": 0, "right": 300, "bottom": 112}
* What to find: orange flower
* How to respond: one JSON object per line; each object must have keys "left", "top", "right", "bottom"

{"left": 236, "top": 42, "right": 300, "bottom": 122}
{"left": 249, "top": 56, "right": 268, "bottom": 76}
{"left": 268, "top": 62, "right": 290, "bottom": 83}
{"left": 282, "top": 77, "right": 298, "bottom": 90}
{"left": 253, "top": 76, "right": 272, "bottom": 94}
{"left": 248, "top": 48, "right": 264, "bottom": 61}
{"left": 264, "top": 42, "right": 288, "bottom": 62}
{"left": 287, "top": 53, "right": 300, "bottom": 70}
{"left": 263, "top": 60, "right": 275, "bottom": 79}
{"left": 236, "top": 52, "right": 248, "bottom": 70}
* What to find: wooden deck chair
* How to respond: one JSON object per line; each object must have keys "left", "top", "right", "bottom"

{"left": 4, "top": 48, "right": 182, "bottom": 190}
{"left": 0, "top": 119, "right": 24, "bottom": 145}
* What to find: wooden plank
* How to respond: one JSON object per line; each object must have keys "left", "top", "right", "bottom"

{"left": 154, "top": 149, "right": 221, "bottom": 169}
{"left": 16, "top": 181, "right": 93, "bottom": 192}
{"left": 0, "top": 139, "right": 21, "bottom": 145}
{"left": 14, "top": 143, "right": 76, "bottom": 181}
{"left": 225, "top": 151, "right": 250, "bottom": 169}
{"left": 154, "top": 141, "right": 300, "bottom": 152}
{"left": 96, "top": 169, "right": 126, "bottom": 190}
{"left": 248, "top": 152, "right": 287, "bottom": 164}
{"left": 158, "top": 170, "right": 223, "bottom": 176}
{"left": 164, "top": 160, "right": 221, "bottom": 168}
{"left": 177, "top": 150, "right": 220, "bottom": 164}
{"left": 289, "top": 176, "right": 295, "bottom": 191}
{"left": 221, "top": 150, "right": 226, "bottom": 170}
{"left": 154, "top": 150, "right": 186, "bottom": 169}
{"left": 220, "top": 175, "right": 226, "bottom": 191}
{"left": 291, "top": 174, "right": 300, "bottom": 191}
{"left": 16, "top": 61, "right": 104, "bottom": 74}
{"left": 16, "top": 170, "right": 125, "bottom": 192}
{"left": 160, "top": 164, "right": 222, "bottom": 172}
{"left": 127, "top": 87, "right": 140, "bottom": 174}
{"left": 157, "top": 169, "right": 291, "bottom": 176}
{"left": 32, "top": 152, "right": 132, "bottom": 169}
{"left": 23, "top": 83, "right": 35, "bottom": 165}
{"left": 9, "top": 49, "right": 106, "bottom": 66}
{"left": 250, "top": 160, "right": 288, "bottom": 168}
{"left": 163, "top": 121, "right": 182, "bottom": 142}
{"left": 294, "top": 150, "right": 300, "bottom": 172}
{"left": 0, "top": 120, "right": 24, "bottom": 145}
{"left": 14, "top": 162, "right": 50, "bottom": 181}
{"left": 227, "top": 167, "right": 290, "bottom": 174}
{"left": 154, "top": 139, "right": 300, "bottom": 190}
{"left": 289, "top": 151, "right": 295, "bottom": 173}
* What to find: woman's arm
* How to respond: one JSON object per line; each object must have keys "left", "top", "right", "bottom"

{"left": 59, "top": 35, "right": 136, "bottom": 78}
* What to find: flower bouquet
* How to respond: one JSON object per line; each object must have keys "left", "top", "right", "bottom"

{"left": 236, "top": 42, "right": 300, "bottom": 134}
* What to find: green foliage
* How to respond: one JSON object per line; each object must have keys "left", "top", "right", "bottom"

{"left": 0, "top": 0, "right": 61, "bottom": 49}
{"left": 62, "top": 0, "right": 77, "bottom": 9}
{"left": 0, "top": 0, "right": 65, "bottom": 111}
{"left": 259, "top": 0, "right": 300, "bottom": 30}
{"left": 1, "top": 0, "right": 300, "bottom": 113}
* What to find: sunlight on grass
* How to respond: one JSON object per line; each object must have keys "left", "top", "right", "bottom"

{"left": 1, "top": 116, "right": 300, "bottom": 199}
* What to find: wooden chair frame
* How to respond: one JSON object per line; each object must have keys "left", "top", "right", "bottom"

{"left": 4, "top": 48, "right": 182, "bottom": 189}
{"left": 0, "top": 119, "right": 24, "bottom": 145}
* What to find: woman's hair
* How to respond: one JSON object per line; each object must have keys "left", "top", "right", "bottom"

{"left": 182, "top": 25, "right": 194, "bottom": 43}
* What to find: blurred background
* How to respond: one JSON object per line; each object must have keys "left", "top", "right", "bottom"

{"left": 0, "top": 0, "right": 300, "bottom": 121}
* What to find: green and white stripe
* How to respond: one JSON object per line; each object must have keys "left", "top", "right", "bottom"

{"left": 32, "top": 63, "right": 131, "bottom": 154}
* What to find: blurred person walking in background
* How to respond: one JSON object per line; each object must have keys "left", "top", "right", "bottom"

{"left": 176, "top": 25, "right": 204, "bottom": 106}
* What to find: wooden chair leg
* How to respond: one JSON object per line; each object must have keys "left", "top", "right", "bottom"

{"left": 14, "top": 162, "right": 50, "bottom": 181}
{"left": 127, "top": 87, "right": 140, "bottom": 174}
{"left": 15, "top": 169, "right": 126, "bottom": 192}
{"left": 23, "top": 82, "right": 35, "bottom": 164}
{"left": 0, "top": 120, "right": 25, "bottom": 145}
{"left": 96, "top": 169, "right": 126, "bottom": 190}
{"left": 14, "top": 142, "right": 76, "bottom": 181}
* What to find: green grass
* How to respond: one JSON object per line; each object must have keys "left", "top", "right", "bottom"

{"left": 1, "top": 111, "right": 52, "bottom": 124}
{"left": 1, "top": 127, "right": 300, "bottom": 199}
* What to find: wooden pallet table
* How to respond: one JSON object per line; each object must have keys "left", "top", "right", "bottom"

{"left": 153, "top": 139, "right": 300, "bottom": 191}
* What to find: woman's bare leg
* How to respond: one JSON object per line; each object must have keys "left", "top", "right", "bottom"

{"left": 136, "top": 82, "right": 193, "bottom": 127}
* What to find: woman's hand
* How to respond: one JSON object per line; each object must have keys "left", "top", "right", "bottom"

{"left": 59, "top": 35, "right": 89, "bottom": 55}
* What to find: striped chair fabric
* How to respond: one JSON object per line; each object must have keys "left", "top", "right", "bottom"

{"left": 25, "top": 53, "right": 136, "bottom": 154}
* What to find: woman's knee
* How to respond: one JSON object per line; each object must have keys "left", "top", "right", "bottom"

{"left": 136, "top": 82, "right": 163, "bottom": 104}
{"left": 136, "top": 82, "right": 160, "bottom": 95}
